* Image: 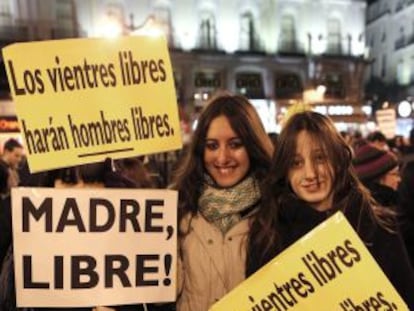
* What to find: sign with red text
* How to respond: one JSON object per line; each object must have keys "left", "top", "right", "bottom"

{"left": 2, "top": 36, "right": 182, "bottom": 172}
{"left": 12, "top": 187, "right": 177, "bottom": 308}
{"left": 210, "top": 212, "right": 408, "bottom": 311}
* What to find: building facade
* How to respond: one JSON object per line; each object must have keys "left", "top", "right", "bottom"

{"left": 0, "top": 0, "right": 369, "bottom": 134}
{"left": 365, "top": 0, "right": 414, "bottom": 135}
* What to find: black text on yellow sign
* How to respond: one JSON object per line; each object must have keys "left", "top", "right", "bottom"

{"left": 210, "top": 212, "right": 408, "bottom": 311}
{"left": 7, "top": 50, "right": 167, "bottom": 95}
{"left": 2, "top": 36, "right": 182, "bottom": 172}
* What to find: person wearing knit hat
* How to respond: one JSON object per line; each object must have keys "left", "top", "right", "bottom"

{"left": 353, "top": 140, "right": 399, "bottom": 185}
{"left": 353, "top": 140, "right": 401, "bottom": 207}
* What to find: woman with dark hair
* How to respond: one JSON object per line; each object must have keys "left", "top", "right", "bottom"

{"left": 247, "top": 111, "right": 414, "bottom": 308}
{"left": 171, "top": 92, "right": 274, "bottom": 311}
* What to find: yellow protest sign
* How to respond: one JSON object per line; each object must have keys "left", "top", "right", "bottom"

{"left": 210, "top": 212, "right": 408, "bottom": 311}
{"left": 2, "top": 36, "right": 182, "bottom": 172}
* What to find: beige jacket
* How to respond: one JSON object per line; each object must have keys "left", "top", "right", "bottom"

{"left": 177, "top": 212, "right": 252, "bottom": 311}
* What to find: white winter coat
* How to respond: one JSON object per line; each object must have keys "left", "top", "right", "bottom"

{"left": 177, "top": 212, "right": 253, "bottom": 311}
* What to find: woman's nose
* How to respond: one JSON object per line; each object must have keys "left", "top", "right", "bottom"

{"left": 216, "top": 147, "right": 230, "bottom": 164}
{"left": 303, "top": 160, "right": 316, "bottom": 178}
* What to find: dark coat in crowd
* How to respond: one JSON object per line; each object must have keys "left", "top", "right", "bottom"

{"left": 0, "top": 195, "right": 11, "bottom": 268}
{"left": 398, "top": 158, "right": 414, "bottom": 267}
{"left": 0, "top": 162, "right": 11, "bottom": 268}
{"left": 247, "top": 199, "right": 414, "bottom": 309}
{"left": 365, "top": 181, "right": 399, "bottom": 208}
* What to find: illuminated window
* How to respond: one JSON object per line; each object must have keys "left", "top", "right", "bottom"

{"left": 381, "top": 30, "right": 386, "bottom": 42}
{"left": 381, "top": 54, "right": 387, "bottom": 78}
{"left": 0, "top": 1, "right": 11, "bottom": 25}
{"left": 54, "top": 0, "right": 76, "bottom": 38}
{"left": 411, "top": 56, "right": 414, "bottom": 83}
{"left": 397, "top": 58, "right": 407, "bottom": 84}
{"left": 320, "top": 73, "right": 345, "bottom": 99}
{"left": 369, "top": 34, "right": 375, "bottom": 48}
{"left": 279, "top": 15, "right": 297, "bottom": 53}
{"left": 236, "top": 72, "right": 264, "bottom": 99}
{"left": 395, "top": 26, "right": 405, "bottom": 49}
{"left": 199, "top": 11, "right": 217, "bottom": 50}
{"left": 327, "top": 18, "right": 342, "bottom": 54}
{"left": 194, "top": 71, "right": 221, "bottom": 88}
{"left": 239, "top": 11, "right": 257, "bottom": 51}
{"left": 274, "top": 73, "right": 303, "bottom": 99}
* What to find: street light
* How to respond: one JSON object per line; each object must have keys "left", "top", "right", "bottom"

{"left": 95, "top": 15, "right": 123, "bottom": 38}
{"left": 303, "top": 84, "right": 326, "bottom": 104}
{"left": 398, "top": 100, "right": 412, "bottom": 118}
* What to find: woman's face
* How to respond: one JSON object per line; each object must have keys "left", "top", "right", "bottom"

{"left": 288, "top": 130, "right": 334, "bottom": 211}
{"left": 204, "top": 115, "right": 250, "bottom": 188}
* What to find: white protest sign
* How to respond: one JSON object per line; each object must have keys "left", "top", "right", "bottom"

{"left": 11, "top": 187, "right": 177, "bottom": 308}
{"left": 375, "top": 108, "right": 396, "bottom": 139}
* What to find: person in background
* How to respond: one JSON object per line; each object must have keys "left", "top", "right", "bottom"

{"left": 171, "top": 92, "right": 274, "bottom": 311}
{"left": 115, "top": 156, "right": 154, "bottom": 188}
{"left": 247, "top": 111, "right": 414, "bottom": 308}
{"left": 352, "top": 140, "right": 401, "bottom": 208}
{"left": 392, "top": 135, "right": 408, "bottom": 156}
{"left": 0, "top": 138, "right": 24, "bottom": 196}
{"left": 17, "top": 156, "right": 51, "bottom": 188}
{"left": 367, "top": 130, "right": 388, "bottom": 151}
{"left": 340, "top": 130, "right": 353, "bottom": 147}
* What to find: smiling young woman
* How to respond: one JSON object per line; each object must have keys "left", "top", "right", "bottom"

{"left": 247, "top": 111, "right": 414, "bottom": 309}
{"left": 170, "top": 92, "right": 274, "bottom": 311}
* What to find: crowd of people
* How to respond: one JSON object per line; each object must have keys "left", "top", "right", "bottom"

{"left": 1, "top": 92, "right": 414, "bottom": 310}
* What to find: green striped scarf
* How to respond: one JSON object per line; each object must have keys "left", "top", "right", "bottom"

{"left": 199, "top": 175, "right": 260, "bottom": 234}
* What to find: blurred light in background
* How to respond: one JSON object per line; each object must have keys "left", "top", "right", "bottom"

{"left": 95, "top": 17, "right": 123, "bottom": 38}
{"left": 398, "top": 100, "right": 412, "bottom": 118}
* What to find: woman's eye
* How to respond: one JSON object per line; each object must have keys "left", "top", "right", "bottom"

{"left": 314, "top": 153, "right": 327, "bottom": 163}
{"left": 205, "top": 142, "right": 218, "bottom": 150}
{"left": 229, "top": 140, "right": 243, "bottom": 149}
{"left": 292, "top": 158, "right": 302, "bottom": 167}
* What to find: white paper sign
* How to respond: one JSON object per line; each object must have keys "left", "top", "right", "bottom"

{"left": 11, "top": 187, "right": 177, "bottom": 308}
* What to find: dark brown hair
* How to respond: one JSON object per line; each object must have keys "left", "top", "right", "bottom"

{"left": 170, "top": 92, "right": 274, "bottom": 223}
{"left": 249, "top": 111, "right": 388, "bottom": 266}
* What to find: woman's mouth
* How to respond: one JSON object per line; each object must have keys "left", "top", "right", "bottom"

{"left": 216, "top": 166, "right": 236, "bottom": 175}
{"left": 302, "top": 181, "right": 322, "bottom": 191}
